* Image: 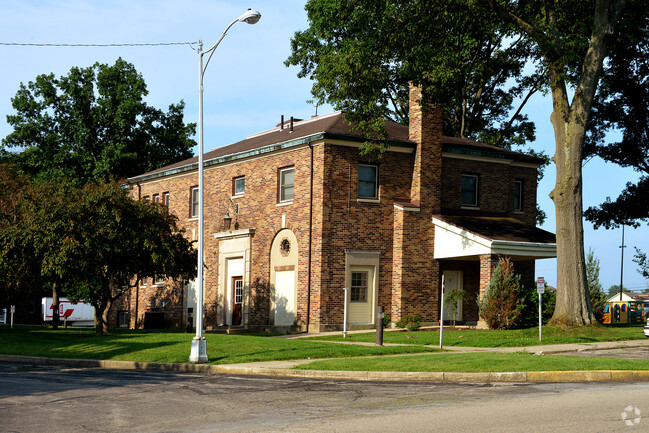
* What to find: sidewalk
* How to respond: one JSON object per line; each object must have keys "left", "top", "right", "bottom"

{"left": 2, "top": 338, "right": 649, "bottom": 384}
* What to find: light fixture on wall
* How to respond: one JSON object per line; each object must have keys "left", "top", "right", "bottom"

{"left": 224, "top": 212, "right": 233, "bottom": 231}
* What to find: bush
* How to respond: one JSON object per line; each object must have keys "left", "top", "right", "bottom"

{"left": 519, "top": 283, "right": 556, "bottom": 328}
{"left": 478, "top": 257, "right": 524, "bottom": 330}
{"left": 383, "top": 314, "right": 391, "bottom": 328}
{"left": 396, "top": 314, "right": 421, "bottom": 331}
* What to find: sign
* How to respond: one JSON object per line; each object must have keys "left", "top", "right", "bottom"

{"left": 10, "top": 305, "right": 15, "bottom": 313}
{"left": 537, "top": 277, "right": 545, "bottom": 294}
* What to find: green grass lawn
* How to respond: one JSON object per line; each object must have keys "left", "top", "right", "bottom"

{"left": 296, "top": 352, "right": 649, "bottom": 373}
{"left": 307, "top": 325, "right": 647, "bottom": 347}
{"left": 0, "top": 326, "right": 437, "bottom": 364}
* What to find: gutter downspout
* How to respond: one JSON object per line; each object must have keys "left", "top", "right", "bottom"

{"left": 306, "top": 142, "right": 314, "bottom": 333}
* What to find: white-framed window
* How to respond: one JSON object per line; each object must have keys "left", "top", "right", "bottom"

{"left": 279, "top": 167, "right": 294, "bottom": 203}
{"left": 154, "top": 275, "right": 165, "bottom": 285}
{"left": 152, "top": 194, "right": 160, "bottom": 204}
{"left": 461, "top": 174, "right": 478, "bottom": 207}
{"left": 358, "top": 164, "right": 378, "bottom": 199}
{"left": 234, "top": 278, "right": 243, "bottom": 304}
{"left": 190, "top": 186, "right": 199, "bottom": 218}
{"left": 514, "top": 180, "right": 523, "bottom": 211}
{"left": 350, "top": 271, "right": 369, "bottom": 302}
{"left": 233, "top": 176, "right": 245, "bottom": 196}
{"left": 162, "top": 192, "right": 170, "bottom": 207}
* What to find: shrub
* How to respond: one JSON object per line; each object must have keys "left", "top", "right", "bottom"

{"left": 382, "top": 314, "right": 391, "bottom": 328}
{"left": 444, "top": 288, "right": 469, "bottom": 327}
{"left": 478, "top": 257, "right": 524, "bottom": 330}
{"left": 396, "top": 314, "right": 421, "bottom": 331}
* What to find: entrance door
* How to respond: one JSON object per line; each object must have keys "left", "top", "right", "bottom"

{"left": 442, "top": 270, "right": 463, "bottom": 322}
{"left": 348, "top": 266, "right": 375, "bottom": 324}
{"left": 274, "top": 270, "right": 295, "bottom": 326}
{"left": 231, "top": 277, "right": 243, "bottom": 326}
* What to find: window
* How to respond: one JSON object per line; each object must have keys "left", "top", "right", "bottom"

{"left": 350, "top": 271, "right": 368, "bottom": 302}
{"left": 118, "top": 311, "right": 129, "bottom": 328}
{"left": 358, "top": 164, "right": 378, "bottom": 199}
{"left": 162, "top": 192, "right": 170, "bottom": 207}
{"left": 514, "top": 180, "right": 523, "bottom": 211}
{"left": 233, "top": 176, "right": 245, "bottom": 196}
{"left": 190, "top": 186, "right": 199, "bottom": 218}
{"left": 234, "top": 279, "right": 243, "bottom": 304}
{"left": 152, "top": 194, "right": 160, "bottom": 204}
{"left": 142, "top": 196, "right": 150, "bottom": 202}
{"left": 279, "top": 167, "right": 294, "bottom": 202}
{"left": 460, "top": 174, "right": 478, "bottom": 207}
{"left": 154, "top": 275, "right": 165, "bottom": 285}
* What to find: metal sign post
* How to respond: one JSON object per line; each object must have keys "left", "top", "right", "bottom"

{"left": 537, "top": 277, "right": 545, "bottom": 341}
{"left": 439, "top": 275, "right": 445, "bottom": 349}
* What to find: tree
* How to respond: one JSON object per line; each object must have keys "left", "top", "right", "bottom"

{"left": 12, "top": 179, "right": 196, "bottom": 335}
{"left": 1, "top": 58, "right": 196, "bottom": 185}
{"left": 477, "top": 257, "right": 524, "bottom": 330}
{"left": 584, "top": 6, "right": 649, "bottom": 229}
{"left": 586, "top": 248, "right": 606, "bottom": 322}
{"left": 289, "top": 0, "right": 644, "bottom": 326}
{"left": 607, "top": 284, "right": 621, "bottom": 297}
{"left": 286, "top": 0, "right": 539, "bottom": 150}
{"left": 0, "top": 164, "right": 43, "bottom": 323}
{"left": 634, "top": 248, "right": 649, "bottom": 281}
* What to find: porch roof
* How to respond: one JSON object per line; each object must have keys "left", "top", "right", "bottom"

{"left": 432, "top": 215, "right": 557, "bottom": 261}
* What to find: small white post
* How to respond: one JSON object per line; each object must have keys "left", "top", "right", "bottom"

{"left": 10, "top": 305, "right": 15, "bottom": 329}
{"left": 439, "top": 275, "right": 445, "bottom": 349}
{"left": 343, "top": 287, "right": 349, "bottom": 338}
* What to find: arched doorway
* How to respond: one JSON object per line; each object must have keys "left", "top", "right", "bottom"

{"left": 270, "top": 229, "right": 299, "bottom": 327}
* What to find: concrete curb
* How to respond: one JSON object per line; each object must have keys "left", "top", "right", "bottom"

{"left": 3, "top": 354, "right": 649, "bottom": 383}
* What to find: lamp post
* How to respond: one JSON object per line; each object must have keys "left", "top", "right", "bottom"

{"left": 190, "top": 8, "right": 261, "bottom": 363}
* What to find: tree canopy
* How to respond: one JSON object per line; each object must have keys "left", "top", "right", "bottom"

{"left": 1, "top": 58, "right": 196, "bottom": 185}
{"left": 1, "top": 173, "right": 196, "bottom": 335}
{"left": 288, "top": 0, "right": 647, "bottom": 326}
{"left": 286, "top": 0, "right": 539, "bottom": 150}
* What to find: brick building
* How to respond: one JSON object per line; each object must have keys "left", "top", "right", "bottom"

{"left": 122, "top": 86, "right": 556, "bottom": 332}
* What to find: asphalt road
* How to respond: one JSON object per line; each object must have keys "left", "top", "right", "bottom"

{"left": 2, "top": 361, "right": 649, "bottom": 432}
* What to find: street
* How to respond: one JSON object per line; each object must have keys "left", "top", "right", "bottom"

{"left": 1, "top": 361, "right": 648, "bottom": 432}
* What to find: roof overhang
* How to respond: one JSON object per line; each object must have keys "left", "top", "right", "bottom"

{"left": 433, "top": 217, "right": 557, "bottom": 261}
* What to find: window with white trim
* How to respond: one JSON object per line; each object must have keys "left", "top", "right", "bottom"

{"left": 279, "top": 167, "right": 294, "bottom": 202}
{"left": 233, "top": 176, "right": 245, "bottom": 196}
{"left": 350, "top": 271, "right": 368, "bottom": 302}
{"left": 162, "top": 192, "right": 170, "bottom": 207}
{"left": 358, "top": 164, "right": 378, "bottom": 199}
{"left": 460, "top": 174, "right": 478, "bottom": 207}
{"left": 190, "top": 186, "right": 199, "bottom": 217}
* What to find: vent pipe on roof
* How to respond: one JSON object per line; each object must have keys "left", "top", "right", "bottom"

{"left": 281, "top": 115, "right": 284, "bottom": 130}
{"left": 290, "top": 116, "right": 294, "bottom": 132}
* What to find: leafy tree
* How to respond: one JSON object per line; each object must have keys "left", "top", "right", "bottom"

{"left": 289, "top": 0, "right": 647, "bottom": 326}
{"left": 0, "top": 164, "right": 43, "bottom": 322}
{"left": 478, "top": 257, "right": 524, "bottom": 330}
{"left": 10, "top": 179, "right": 196, "bottom": 335}
{"left": 586, "top": 248, "right": 606, "bottom": 322}
{"left": 607, "top": 284, "right": 622, "bottom": 297}
{"left": 634, "top": 248, "right": 649, "bottom": 281}
{"left": 286, "top": 0, "right": 539, "bottom": 150}
{"left": 1, "top": 58, "right": 196, "bottom": 185}
{"left": 585, "top": 7, "right": 649, "bottom": 229}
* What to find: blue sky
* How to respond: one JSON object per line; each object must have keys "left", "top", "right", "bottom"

{"left": 1, "top": 0, "right": 647, "bottom": 293}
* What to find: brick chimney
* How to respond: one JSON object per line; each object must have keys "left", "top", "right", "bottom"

{"left": 408, "top": 84, "right": 442, "bottom": 213}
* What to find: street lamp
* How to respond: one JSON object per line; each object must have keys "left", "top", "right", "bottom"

{"left": 190, "top": 8, "right": 261, "bottom": 363}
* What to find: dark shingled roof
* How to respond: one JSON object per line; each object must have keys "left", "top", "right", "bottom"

{"left": 436, "top": 215, "right": 556, "bottom": 244}
{"left": 129, "top": 111, "right": 544, "bottom": 182}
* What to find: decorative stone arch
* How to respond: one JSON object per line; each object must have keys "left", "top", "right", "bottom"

{"left": 270, "top": 228, "right": 299, "bottom": 329}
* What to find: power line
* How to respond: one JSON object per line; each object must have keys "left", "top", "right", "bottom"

{"left": 0, "top": 41, "right": 197, "bottom": 48}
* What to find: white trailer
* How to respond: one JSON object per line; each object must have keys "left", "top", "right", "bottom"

{"left": 42, "top": 298, "right": 95, "bottom": 326}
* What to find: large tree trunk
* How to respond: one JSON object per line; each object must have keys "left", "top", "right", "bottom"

{"left": 548, "top": 105, "right": 596, "bottom": 326}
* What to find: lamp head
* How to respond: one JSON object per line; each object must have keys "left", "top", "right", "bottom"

{"left": 238, "top": 9, "right": 261, "bottom": 24}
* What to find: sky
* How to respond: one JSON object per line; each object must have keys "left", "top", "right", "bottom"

{"left": 1, "top": 0, "right": 647, "bottom": 293}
